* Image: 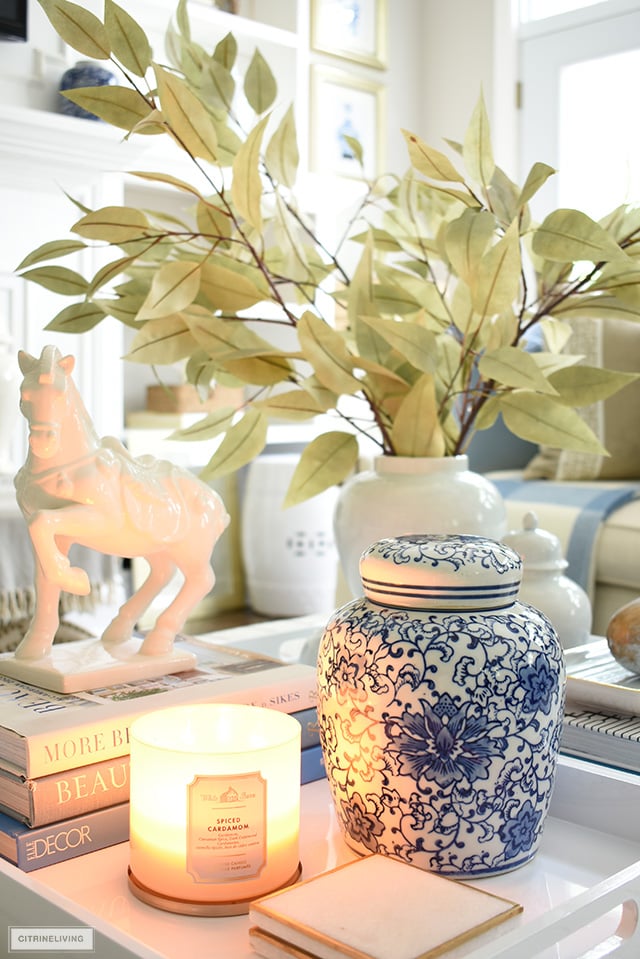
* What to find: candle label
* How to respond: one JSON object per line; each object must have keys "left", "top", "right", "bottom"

{"left": 187, "top": 772, "right": 266, "bottom": 882}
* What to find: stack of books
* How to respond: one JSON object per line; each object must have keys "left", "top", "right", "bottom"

{"left": 561, "top": 708, "right": 640, "bottom": 774}
{"left": 0, "top": 634, "right": 321, "bottom": 871}
{"left": 562, "top": 639, "right": 640, "bottom": 775}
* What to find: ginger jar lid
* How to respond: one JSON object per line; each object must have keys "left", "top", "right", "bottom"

{"left": 359, "top": 534, "right": 522, "bottom": 611}
{"left": 502, "top": 511, "right": 568, "bottom": 572}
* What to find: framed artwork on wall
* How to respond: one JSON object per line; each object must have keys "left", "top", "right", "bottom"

{"left": 311, "top": 0, "right": 387, "bottom": 70}
{"left": 310, "top": 66, "right": 385, "bottom": 180}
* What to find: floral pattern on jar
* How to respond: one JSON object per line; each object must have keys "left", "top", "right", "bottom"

{"left": 317, "top": 567, "right": 565, "bottom": 877}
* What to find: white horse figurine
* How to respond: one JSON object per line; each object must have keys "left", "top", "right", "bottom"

{"left": 13, "top": 345, "right": 229, "bottom": 662}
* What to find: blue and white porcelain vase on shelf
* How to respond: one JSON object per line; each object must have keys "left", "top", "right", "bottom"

{"left": 58, "top": 61, "right": 116, "bottom": 120}
{"left": 317, "top": 533, "right": 566, "bottom": 878}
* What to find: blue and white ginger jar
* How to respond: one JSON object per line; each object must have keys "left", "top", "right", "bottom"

{"left": 317, "top": 533, "right": 566, "bottom": 878}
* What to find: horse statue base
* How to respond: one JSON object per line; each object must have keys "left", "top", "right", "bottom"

{"left": 0, "top": 344, "right": 230, "bottom": 693}
{"left": 0, "top": 636, "right": 198, "bottom": 694}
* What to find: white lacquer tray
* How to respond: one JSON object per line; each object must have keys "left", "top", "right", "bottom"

{"left": 565, "top": 638, "right": 640, "bottom": 715}
{"left": 0, "top": 755, "right": 640, "bottom": 959}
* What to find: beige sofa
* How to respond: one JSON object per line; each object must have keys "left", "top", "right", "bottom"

{"left": 487, "top": 478, "right": 640, "bottom": 637}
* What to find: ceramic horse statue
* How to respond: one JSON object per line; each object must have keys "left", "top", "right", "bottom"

{"left": 14, "top": 345, "right": 229, "bottom": 661}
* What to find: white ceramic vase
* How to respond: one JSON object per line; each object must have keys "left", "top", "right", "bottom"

{"left": 333, "top": 455, "right": 508, "bottom": 597}
{"left": 241, "top": 453, "right": 339, "bottom": 617}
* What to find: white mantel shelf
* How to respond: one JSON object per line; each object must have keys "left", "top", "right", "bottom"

{"left": 0, "top": 104, "right": 157, "bottom": 185}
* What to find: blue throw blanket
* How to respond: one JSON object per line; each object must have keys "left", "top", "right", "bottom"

{"left": 491, "top": 478, "right": 640, "bottom": 596}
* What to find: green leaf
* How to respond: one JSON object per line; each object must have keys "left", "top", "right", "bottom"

{"left": 390, "top": 374, "right": 446, "bottom": 456}
{"left": 499, "top": 392, "right": 608, "bottom": 453}
{"left": 87, "top": 255, "right": 135, "bottom": 295}
{"left": 104, "top": 0, "right": 152, "bottom": 77}
{"left": 549, "top": 364, "right": 638, "bottom": 406}
{"left": 200, "top": 409, "right": 268, "bottom": 480}
{"left": 178, "top": 42, "right": 204, "bottom": 80}
{"left": 488, "top": 166, "right": 522, "bottom": 227}
{"left": 402, "top": 129, "right": 464, "bottom": 183}
{"left": 244, "top": 49, "right": 277, "bottom": 114}
{"left": 343, "top": 135, "right": 364, "bottom": 166}
{"left": 16, "top": 239, "right": 86, "bottom": 270}
{"left": 37, "top": 0, "right": 110, "bottom": 59}
{"left": 212, "top": 122, "right": 243, "bottom": 166}
{"left": 360, "top": 315, "right": 437, "bottom": 373}
{"left": 283, "top": 432, "right": 358, "bottom": 507}
{"left": 349, "top": 227, "right": 404, "bottom": 253}
{"left": 462, "top": 91, "right": 495, "bottom": 191}
{"left": 197, "top": 201, "right": 232, "bottom": 244}
{"left": 517, "top": 161, "right": 556, "bottom": 209}
{"left": 186, "top": 311, "right": 290, "bottom": 385}
{"left": 549, "top": 294, "right": 640, "bottom": 323}
{"left": 137, "top": 261, "right": 201, "bottom": 320}
{"left": 473, "top": 395, "right": 501, "bottom": 432}
{"left": 539, "top": 317, "right": 572, "bottom": 353}
{"left": 301, "top": 375, "right": 339, "bottom": 411}
{"left": 532, "top": 209, "right": 626, "bottom": 264}
{"left": 128, "top": 170, "right": 205, "bottom": 199}
{"left": 126, "top": 314, "right": 199, "bottom": 364}
{"left": 169, "top": 407, "right": 236, "bottom": 442}
{"left": 372, "top": 281, "right": 421, "bottom": 316}
{"left": 223, "top": 354, "right": 293, "bottom": 386}
{"left": 176, "top": 0, "right": 190, "bottom": 41}
{"left": 382, "top": 273, "right": 449, "bottom": 326}
{"left": 478, "top": 346, "right": 558, "bottom": 393}
{"left": 265, "top": 105, "right": 299, "bottom": 188}
{"left": 231, "top": 114, "right": 270, "bottom": 232}
{"left": 45, "top": 301, "right": 106, "bottom": 333}
{"left": 94, "top": 293, "right": 142, "bottom": 326}
{"left": 348, "top": 237, "right": 387, "bottom": 363}
{"left": 297, "top": 312, "right": 361, "bottom": 394}
{"left": 589, "top": 262, "right": 640, "bottom": 308}
{"left": 20, "top": 265, "right": 88, "bottom": 295}
{"left": 471, "top": 219, "right": 521, "bottom": 317}
{"left": 415, "top": 182, "right": 481, "bottom": 208}
{"left": 256, "top": 390, "right": 329, "bottom": 420}
{"left": 128, "top": 108, "right": 166, "bottom": 137}
{"left": 202, "top": 58, "right": 235, "bottom": 114}
{"left": 154, "top": 65, "right": 218, "bottom": 161}
{"left": 72, "top": 206, "right": 152, "bottom": 244}
{"left": 445, "top": 209, "right": 495, "bottom": 286}
{"left": 213, "top": 32, "right": 238, "bottom": 71}
{"left": 199, "top": 262, "right": 265, "bottom": 312}
{"left": 60, "top": 86, "right": 152, "bottom": 131}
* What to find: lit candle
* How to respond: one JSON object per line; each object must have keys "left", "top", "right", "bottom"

{"left": 128, "top": 703, "right": 301, "bottom": 916}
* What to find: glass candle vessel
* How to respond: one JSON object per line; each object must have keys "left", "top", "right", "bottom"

{"left": 128, "top": 703, "right": 301, "bottom": 916}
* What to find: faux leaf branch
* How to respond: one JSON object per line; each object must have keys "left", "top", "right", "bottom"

{"left": 19, "top": 0, "right": 640, "bottom": 504}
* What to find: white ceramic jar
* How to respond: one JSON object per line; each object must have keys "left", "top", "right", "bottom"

{"left": 503, "top": 511, "right": 592, "bottom": 649}
{"left": 317, "top": 533, "right": 566, "bottom": 878}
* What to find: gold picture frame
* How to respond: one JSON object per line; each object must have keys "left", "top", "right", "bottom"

{"left": 311, "top": 0, "right": 388, "bottom": 70}
{"left": 310, "top": 66, "right": 385, "bottom": 180}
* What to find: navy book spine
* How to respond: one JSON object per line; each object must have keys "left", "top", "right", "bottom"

{"left": 300, "top": 744, "right": 325, "bottom": 785}
{"left": 0, "top": 803, "right": 129, "bottom": 872}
